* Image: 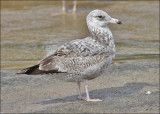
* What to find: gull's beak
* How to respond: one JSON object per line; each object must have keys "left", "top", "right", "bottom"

{"left": 110, "top": 18, "right": 122, "bottom": 24}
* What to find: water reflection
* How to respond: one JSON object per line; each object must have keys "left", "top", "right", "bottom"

{"left": 1, "top": 1, "right": 159, "bottom": 70}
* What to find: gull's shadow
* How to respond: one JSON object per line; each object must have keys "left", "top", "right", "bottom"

{"left": 39, "top": 82, "right": 156, "bottom": 105}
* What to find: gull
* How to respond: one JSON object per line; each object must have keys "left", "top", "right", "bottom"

{"left": 17, "top": 10, "right": 122, "bottom": 102}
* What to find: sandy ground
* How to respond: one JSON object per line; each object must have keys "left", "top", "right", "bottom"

{"left": 1, "top": 60, "right": 159, "bottom": 113}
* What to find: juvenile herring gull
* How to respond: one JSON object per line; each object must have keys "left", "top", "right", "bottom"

{"left": 17, "top": 10, "right": 122, "bottom": 102}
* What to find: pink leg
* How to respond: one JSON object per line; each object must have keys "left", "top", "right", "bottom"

{"left": 85, "top": 80, "right": 102, "bottom": 102}
{"left": 85, "top": 81, "right": 90, "bottom": 99}
{"left": 77, "top": 82, "right": 85, "bottom": 100}
{"left": 62, "top": 0, "right": 66, "bottom": 13}
{"left": 73, "top": 0, "right": 77, "bottom": 12}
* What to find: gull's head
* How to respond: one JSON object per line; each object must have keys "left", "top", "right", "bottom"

{"left": 87, "top": 9, "right": 122, "bottom": 28}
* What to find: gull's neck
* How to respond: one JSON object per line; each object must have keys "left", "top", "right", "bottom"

{"left": 88, "top": 25, "right": 115, "bottom": 48}
{"left": 88, "top": 25, "right": 116, "bottom": 58}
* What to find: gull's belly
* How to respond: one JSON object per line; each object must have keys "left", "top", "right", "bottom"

{"left": 82, "top": 56, "right": 112, "bottom": 78}
{"left": 66, "top": 56, "right": 113, "bottom": 82}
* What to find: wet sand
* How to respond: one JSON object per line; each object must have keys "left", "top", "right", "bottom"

{"left": 1, "top": 60, "right": 159, "bottom": 113}
{"left": 1, "top": 1, "right": 159, "bottom": 70}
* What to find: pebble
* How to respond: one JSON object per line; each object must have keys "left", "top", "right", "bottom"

{"left": 146, "top": 91, "right": 152, "bottom": 95}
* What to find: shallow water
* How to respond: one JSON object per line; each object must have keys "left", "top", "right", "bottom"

{"left": 1, "top": 1, "right": 159, "bottom": 70}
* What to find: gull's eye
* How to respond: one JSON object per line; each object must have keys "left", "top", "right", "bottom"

{"left": 98, "top": 16, "right": 103, "bottom": 18}
{"left": 96, "top": 15, "right": 105, "bottom": 20}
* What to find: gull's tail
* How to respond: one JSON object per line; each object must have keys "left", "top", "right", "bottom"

{"left": 16, "top": 64, "right": 61, "bottom": 75}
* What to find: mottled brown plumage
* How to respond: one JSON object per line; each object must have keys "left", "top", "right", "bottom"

{"left": 16, "top": 10, "right": 122, "bottom": 102}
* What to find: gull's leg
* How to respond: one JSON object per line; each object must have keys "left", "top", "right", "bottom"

{"left": 77, "top": 82, "right": 85, "bottom": 100}
{"left": 85, "top": 80, "right": 102, "bottom": 102}
{"left": 72, "top": 0, "right": 77, "bottom": 12}
{"left": 62, "top": 0, "right": 66, "bottom": 13}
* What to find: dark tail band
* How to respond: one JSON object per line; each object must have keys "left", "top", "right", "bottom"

{"left": 16, "top": 64, "right": 62, "bottom": 75}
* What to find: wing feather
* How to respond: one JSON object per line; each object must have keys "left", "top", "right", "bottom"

{"left": 39, "top": 37, "right": 110, "bottom": 73}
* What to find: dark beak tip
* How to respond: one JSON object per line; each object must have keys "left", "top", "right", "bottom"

{"left": 117, "top": 21, "right": 122, "bottom": 24}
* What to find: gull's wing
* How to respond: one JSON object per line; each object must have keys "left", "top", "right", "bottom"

{"left": 39, "top": 37, "right": 110, "bottom": 73}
